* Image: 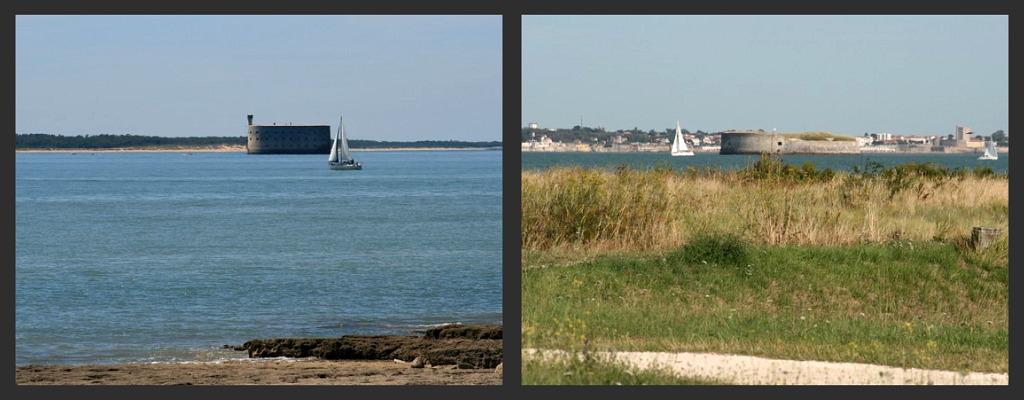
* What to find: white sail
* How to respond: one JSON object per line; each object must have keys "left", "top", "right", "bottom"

{"left": 671, "top": 120, "right": 694, "bottom": 156}
{"left": 980, "top": 140, "right": 998, "bottom": 160}
{"left": 328, "top": 120, "right": 340, "bottom": 163}
{"left": 328, "top": 115, "right": 362, "bottom": 170}
{"left": 339, "top": 118, "right": 353, "bottom": 162}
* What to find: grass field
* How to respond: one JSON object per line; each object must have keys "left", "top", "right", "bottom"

{"left": 522, "top": 159, "right": 1008, "bottom": 380}
{"left": 523, "top": 239, "right": 1008, "bottom": 373}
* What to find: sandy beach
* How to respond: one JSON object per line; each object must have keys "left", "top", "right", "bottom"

{"left": 18, "top": 324, "right": 503, "bottom": 385}
{"left": 17, "top": 359, "right": 502, "bottom": 385}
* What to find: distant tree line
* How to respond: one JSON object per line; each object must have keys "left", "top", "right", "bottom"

{"left": 347, "top": 139, "right": 501, "bottom": 148}
{"left": 990, "top": 130, "right": 1008, "bottom": 147}
{"left": 16, "top": 134, "right": 501, "bottom": 149}
{"left": 16, "top": 134, "right": 246, "bottom": 148}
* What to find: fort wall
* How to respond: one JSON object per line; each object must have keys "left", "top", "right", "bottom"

{"left": 245, "top": 115, "right": 331, "bottom": 154}
{"left": 720, "top": 132, "right": 861, "bottom": 155}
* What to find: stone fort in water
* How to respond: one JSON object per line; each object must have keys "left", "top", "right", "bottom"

{"left": 246, "top": 114, "right": 332, "bottom": 154}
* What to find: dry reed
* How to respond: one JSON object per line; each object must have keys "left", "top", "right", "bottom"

{"left": 522, "top": 164, "right": 1007, "bottom": 252}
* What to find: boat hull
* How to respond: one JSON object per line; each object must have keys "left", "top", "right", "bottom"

{"left": 330, "top": 162, "right": 362, "bottom": 170}
{"left": 671, "top": 151, "right": 695, "bottom": 157}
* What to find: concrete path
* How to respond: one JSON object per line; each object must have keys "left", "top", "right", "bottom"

{"left": 524, "top": 348, "right": 1008, "bottom": 385}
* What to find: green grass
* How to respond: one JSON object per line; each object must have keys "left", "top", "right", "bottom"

{"left": 523, "top": 357, "right": 723, "bottom": 385}
{"left": 523, "top": 241, "right": 1008, "bottom": 373}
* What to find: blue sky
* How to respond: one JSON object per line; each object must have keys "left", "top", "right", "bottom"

{"left": 523, "top": 15, "right": 1008, "bottom": 137}
{"left": 17, "top": 15, "right": 502, "bottom": 140}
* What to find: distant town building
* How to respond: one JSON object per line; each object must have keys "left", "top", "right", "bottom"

{"left": 955, "top": 125, "right": 973, "bottom": 146}
{"left": 870, "top": 132, "right": 893, "bottom": 143}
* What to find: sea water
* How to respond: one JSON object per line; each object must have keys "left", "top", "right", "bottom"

{"left": 15, "top": 151, "right": 502, "bottom": 365}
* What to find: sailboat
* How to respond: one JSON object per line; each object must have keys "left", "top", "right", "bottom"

{"left": 671, "top": 120, "right": 694, "bottom": 157}
{"left": 978, "top": 140, "right": 998, "bottom": 161}
{"left": 329, "top": 116, "right": 362, "bottom": 170}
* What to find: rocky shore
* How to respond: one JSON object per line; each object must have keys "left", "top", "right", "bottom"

{"left": 233, "top": 324, "right": 502, "bottom": 369}
{"left": 16, "top": 324, "right": 502, "bottom": 385}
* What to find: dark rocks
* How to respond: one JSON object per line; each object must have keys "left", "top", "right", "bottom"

{"left": 421, "top": 324, "right": 502, "bottom": 340}
{"left": 234, "top": 325, "right": 503, "bottom": 369}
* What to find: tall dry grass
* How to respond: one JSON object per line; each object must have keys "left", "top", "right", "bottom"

{"left": 522, "top": 162, "right": 1008, "bottom": 252}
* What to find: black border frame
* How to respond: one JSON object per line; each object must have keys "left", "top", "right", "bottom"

{"left": 4, "top": 1, "right": 1019, "bottom": 399}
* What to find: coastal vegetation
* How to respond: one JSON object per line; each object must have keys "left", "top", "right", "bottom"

{"left": 16, "top": 133, "right": 246, "bottom": 148}
{"left": 522, "top": 156, "right": 1006, "bottom": 251}
{"left": 522, "top": 155, "right": 1008, "bottom": 380}
{"left": 15, "top": 134, "right": 501, "bottom": 150}
{"left": 348, "top": 139, "right": 501, "bottom": 149}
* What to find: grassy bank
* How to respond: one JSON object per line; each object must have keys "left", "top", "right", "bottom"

{"left": 523, "top": 238, "right": 1008, "bottom": 373}
{"left": 523, "top": 357, "right": 721, "bottom": 385}
{"left": 522, "top": 158, "right": 1007, "bottom": 252}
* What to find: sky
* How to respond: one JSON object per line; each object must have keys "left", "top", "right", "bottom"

{"left": 16, "top": 15, "right": 502, "bottom": 141}
{"left": 523, "top": 15, "right": 1008, "bottom": 137}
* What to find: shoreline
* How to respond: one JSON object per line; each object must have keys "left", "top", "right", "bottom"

{"left": 17, "top": 324, "right": 503, "bottom": 385}
{"left": 17, "top": 359, "right": 501, "bottom": 385}
{"left": 16, "top": 146, "right": 501, "bottom": 153}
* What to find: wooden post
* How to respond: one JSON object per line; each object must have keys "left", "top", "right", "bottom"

{"left": 971, "top": 227, "right": 1001, "bottom": 250}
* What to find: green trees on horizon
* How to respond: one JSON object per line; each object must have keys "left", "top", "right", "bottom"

{"left": 990, "top": 130, "right": 1008, "bottom": 146}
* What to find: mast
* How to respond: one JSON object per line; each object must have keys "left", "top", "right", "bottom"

{"left": 339, "top": 117, "right": 353, "bottom": 162}
{"left": 328, "top": 116, "right": 341, "bottom": 162}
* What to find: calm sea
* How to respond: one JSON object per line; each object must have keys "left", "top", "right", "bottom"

{"left": 16, "top": 151, "right": 502, "bottom": 365}
{"left": 523, "top": 152, "right": 1009, "bottom": 173}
